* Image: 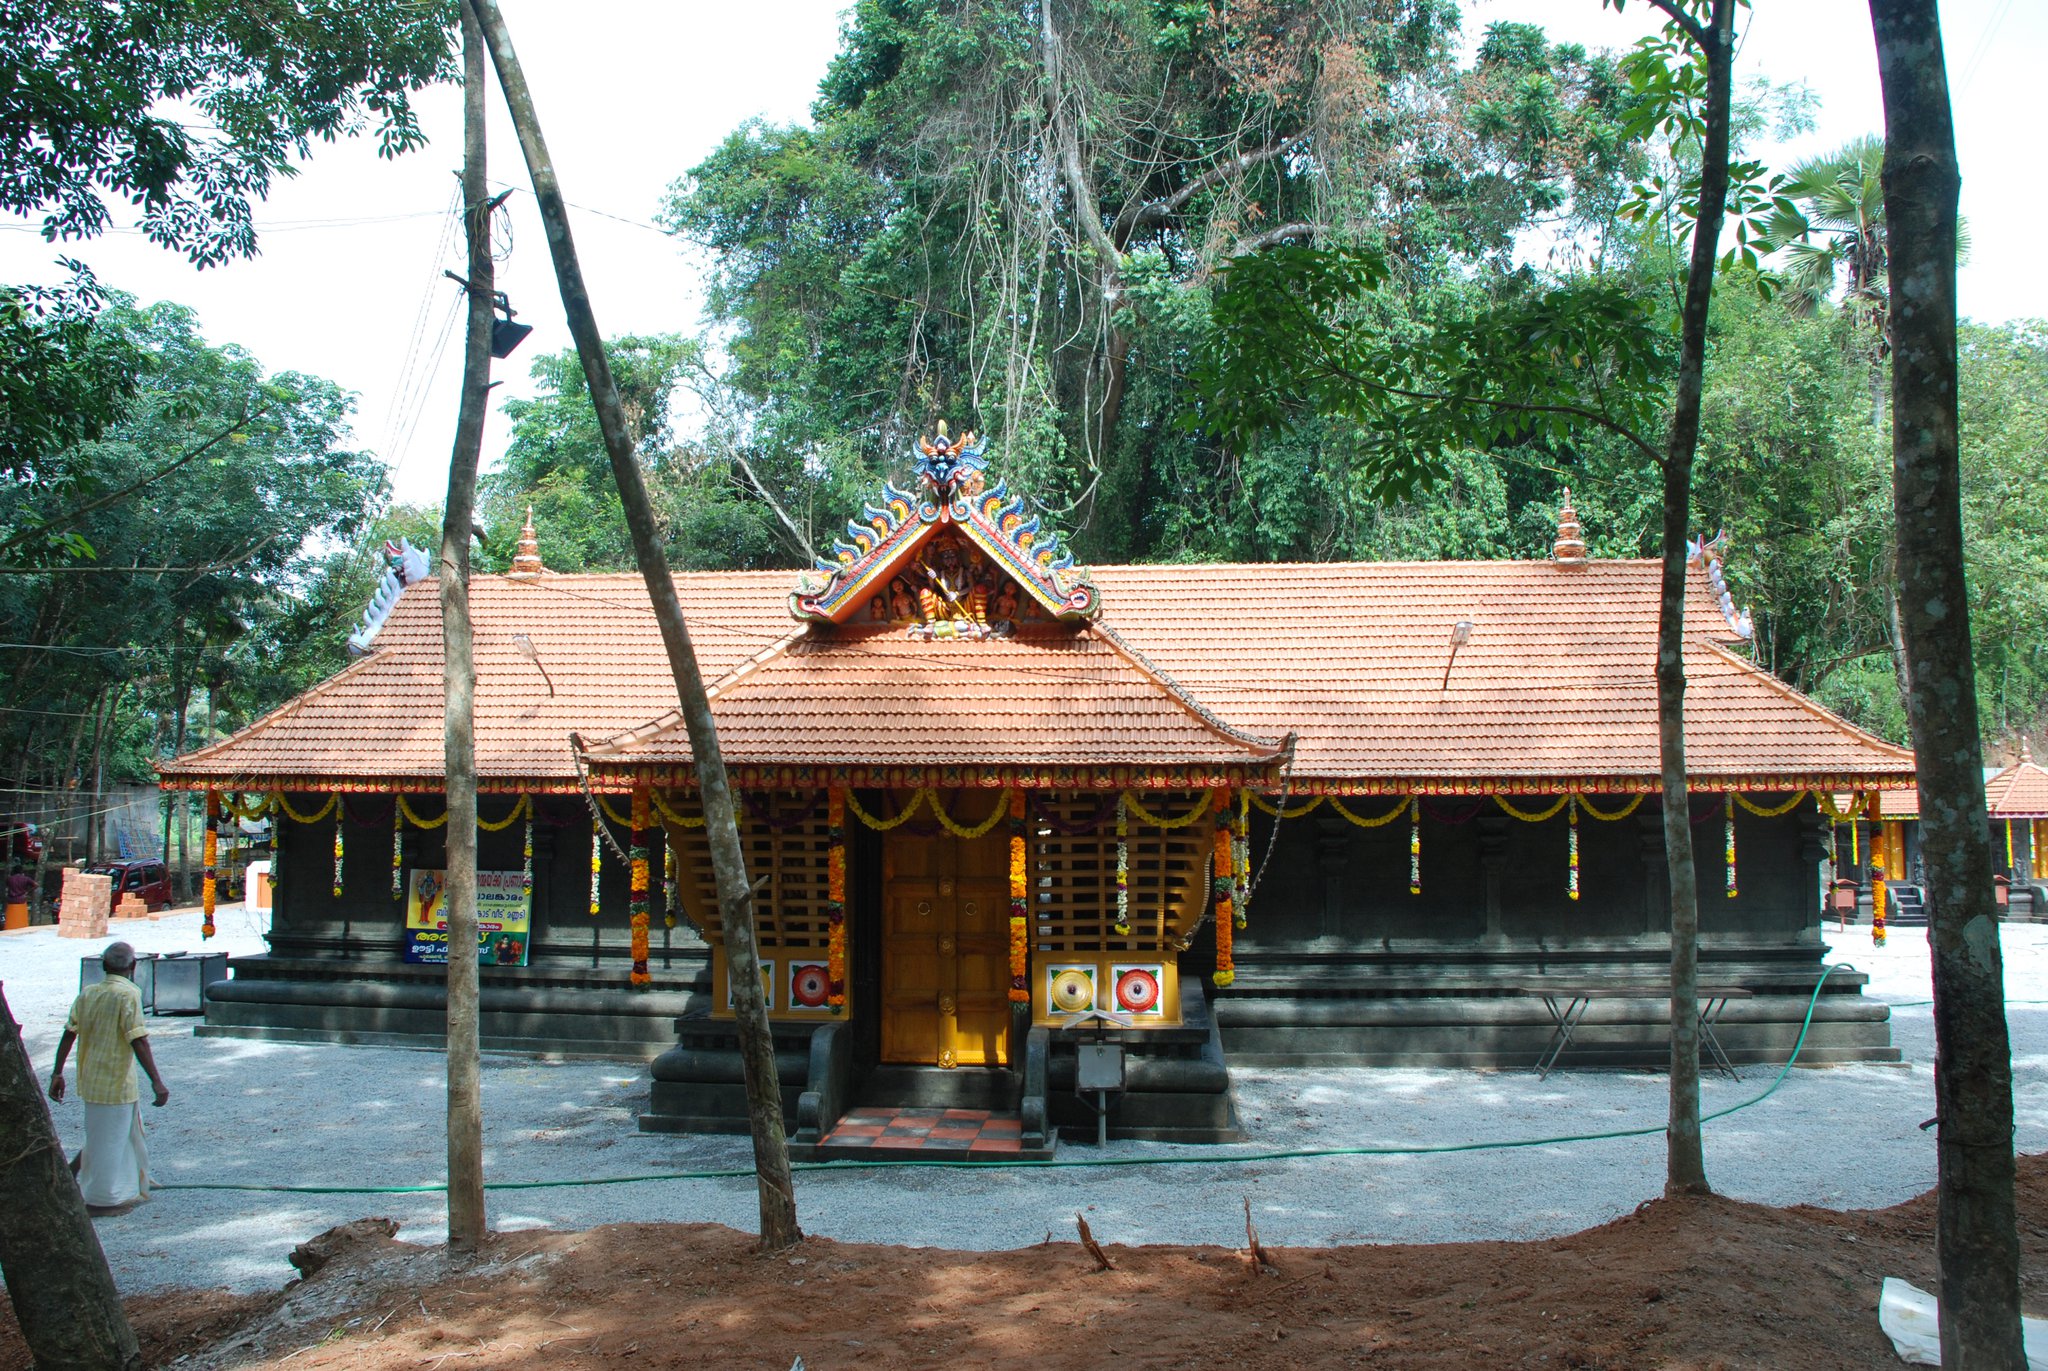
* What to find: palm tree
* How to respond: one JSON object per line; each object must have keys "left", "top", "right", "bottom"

{"left": 1762, "top": 136, "right": 1890, "bottom": 338}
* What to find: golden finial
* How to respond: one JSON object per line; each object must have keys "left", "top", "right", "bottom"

{"left": 510, "top": 506, "right": 545, "bottom": 577}
{"left": 1551, "top": 488, "right": 1588, "bottom": 569}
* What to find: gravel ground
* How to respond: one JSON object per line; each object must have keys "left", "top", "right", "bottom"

{"left": 5, "top": 908, "right": 2046, "bottom": 1296}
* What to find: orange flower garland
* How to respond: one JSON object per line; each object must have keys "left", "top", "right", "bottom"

{"left": 1869, "top": 791, "right": 1888, "bottom": 947}
{"left": 827, "top": 788, "right": 847, "bottom": 1010}
{"left": 202, "top": 791, "right": 219, "bottom": 939}
{"left": 628, "top": 787, "right": 651, "bottom": 986}
{"left": 1008, "top": 789, "right": 1029, "bottom": 1003}
{"left": 1212, "top": 800, "right": 1236, "bottom": 988}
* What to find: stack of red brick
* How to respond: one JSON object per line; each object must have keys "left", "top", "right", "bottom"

{"left": 57, "top": 868, "right": 111, "bottom": 939}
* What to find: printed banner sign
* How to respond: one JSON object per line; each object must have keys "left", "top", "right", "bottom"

{"left": 402, "top": 868, "right": 531, "bottom": 965}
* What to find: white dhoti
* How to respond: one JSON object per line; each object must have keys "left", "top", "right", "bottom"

{"left": 78, "top": 1101, "right": 150, "bottom": 1208}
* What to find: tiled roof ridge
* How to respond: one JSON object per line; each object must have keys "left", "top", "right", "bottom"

{"left": 1086, "top": 618, "right": 1291, "bottom": 759}
{"left": 579, "top": 625, "right": 811, "bottom": 761}
{"left": 1694, "top": 640, "right": 1915, "bottom": 765}
{"left": 157, "top": 644, "right": 399, "bottom": 777}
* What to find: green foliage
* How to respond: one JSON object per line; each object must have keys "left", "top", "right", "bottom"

{"left": 0, "top": 300, "right": 387, "bottom": 789}
{"left": 0, "top": 0, "right": 454, "bottom": 267}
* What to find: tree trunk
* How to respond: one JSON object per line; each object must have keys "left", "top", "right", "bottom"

{"left": 467, "top": 0, "right": 801, "bottom": 1252}
{"left": 440, "top": 1, "right": 494, "bottom": 1254}
{"left": 0, "top": 985, "right": 141, "bottom": 1371}
{"left": 1657, "top": 0, "right": 1738, "bottom": 1199}
{"left": 1868, "top": 2, "right": 2024, "bottom": 1364}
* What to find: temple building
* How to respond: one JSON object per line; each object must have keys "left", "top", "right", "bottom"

{"left": 161, "top": 430, "right": 1915, "bottom": 1150}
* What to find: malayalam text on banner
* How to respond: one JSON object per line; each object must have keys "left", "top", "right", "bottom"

{"left": 403, "top": 868, "right": 531, "bottom": 965}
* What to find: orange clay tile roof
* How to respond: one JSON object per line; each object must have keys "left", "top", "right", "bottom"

{"left": 161, "top": 558, "right": 1915, "bottom": 791}
{"left": 1082, "top": 560, "right": 1915, "bottom": 790}
{"left": 1987, "top": 757, "right": 2048, "bottom": 819}
{"left": 583, "top": 625, "right": 1284, "bottom": 772}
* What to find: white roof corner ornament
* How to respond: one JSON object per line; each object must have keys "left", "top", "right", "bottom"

{"left": 347, "top": 538, "right": 432, "bottom": 655}
{"left": 1690, "top": 529, "right": 1755, "bottom": 641}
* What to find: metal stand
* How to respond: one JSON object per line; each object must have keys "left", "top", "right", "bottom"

{"left": 1063, "top": 1009, "right": 1129, "bottom": 1146}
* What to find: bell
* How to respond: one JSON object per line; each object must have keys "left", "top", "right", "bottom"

{"left": 490, "top": 316, "right": 533, "bottom": 359}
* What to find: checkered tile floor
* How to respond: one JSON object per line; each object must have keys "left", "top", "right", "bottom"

{"left": 818, "top": 1107, "right": 1030, "bottom": 1157}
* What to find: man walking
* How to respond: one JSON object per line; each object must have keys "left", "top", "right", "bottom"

{"left": 48, "top": 941, "right": 170, "bottom": 1213}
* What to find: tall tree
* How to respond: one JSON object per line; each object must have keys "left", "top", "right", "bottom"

{"left": 466, "top": 0, "right": 802, "bottom": 1251}
{"left": 1868, "top": 1, "right": 2023, "bottom": 1364}
{"left": 439, "top": 0, "right": 494, "bottom": 1254}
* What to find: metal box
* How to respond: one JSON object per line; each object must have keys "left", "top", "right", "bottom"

{"left": 150, "top": 952, "right": 228, "bottom": 1016}
{"left": 79, "top": 953, "right": 159, "bottom": 1011}
{"left": 1075, "top": 1041, "right": 1125, "bottom": 1092}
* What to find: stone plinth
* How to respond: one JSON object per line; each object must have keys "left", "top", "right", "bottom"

{"left": 58, "top": 868, "right": 111, "bottom": 939}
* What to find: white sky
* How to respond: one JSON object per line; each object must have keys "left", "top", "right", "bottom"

{"left": 1, "top": 0, "right": 2038, "bottom": 509}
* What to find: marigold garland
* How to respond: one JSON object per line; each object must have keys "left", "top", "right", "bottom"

{"left": 1576, "top": 793, "right": 1647, "bottom": 821}
{"left": 1121, "top": 790, "right": 1214, "bottom": 829}
{"left": 1248, "top": 793, "right": 1324, "bottom": 819}
{"left": 1331, "top": 796, "right": 1408, "bottom": 829}
{"left": 1567, "top": 796, "right": 1580, "bottom": 902}
{"left": 1724, "top": 791, "right": 1738, "bottom": 898}
{"left": 1869, "top": 792, "right": 1887, "bottom": 947}
{"left": 821, "top": 788, "right": 849, "bottom": 1011}
{"left": 1494, "top": 794, "right": 1572, "bottom": 823}
{"left": 588, "top": 815, "right": 604, "bottom": 918}
{"left": 477, "top": 794, "right": 531, "bottom": 832}
{"left": 663, "top": 842, "right": 678, "bottom": 930}
{"left": 395, "top": 793, "right": 447, "bottom": 829}
{"left": 1008, "top": 789, "right": 1028, "bottom": 1004}
{"left": 1408, "top": 797, "right": 1422, "bottom": 895}
{"left": 331, "top": 815, "right": 345, "bottom": 899}
{"left": 202, "top": 791, "right": 219, "bottom": 939}
{"left": 1113, "top": 794, "right": 1130, "bottom": 937}
{"left": 1732, "top": 790, "right": 1812, "bottom": 819}
{"left": 844, "top": 787, "right": 928, "bottom": 831}
{"left": 629, "top": 788, "right": 652, "bottom": 987}
{"left": 1212, "top": 820, "right": 1236, "bottom": 988}
{"left": 930, "top": 787, "right": 1009, "bottom": 840}
{"left": 276, "top": 791, "right": 338, "bottom": 825}
{"left": 391, "top": 800, "right": 404, "bottom": 901}
{"left": 651, "top": 788, "right": 705, "bottom": 828}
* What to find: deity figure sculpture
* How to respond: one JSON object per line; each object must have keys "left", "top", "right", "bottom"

{"left": 888, "top": 577, "right": 918, "bottom": 622}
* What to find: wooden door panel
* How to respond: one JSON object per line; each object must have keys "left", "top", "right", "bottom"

{"left": 882, "top": 818, "right": 1012, "bottom": 1067}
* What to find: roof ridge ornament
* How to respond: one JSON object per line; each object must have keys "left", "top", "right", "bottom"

{"left": 346, "top": 538, "right": 431, "bottom": 655}
{"left": 1551, "top": 488, "right": 1588, "bottom": 568}
{"left": 509, "top": 506, "right": 547, "bottom": 578}
{"left": 1687, "top": 529, "right": 1755, "bottom": 641}
{"left": 789, "top": 425, "right": 1099, "bottom": 625}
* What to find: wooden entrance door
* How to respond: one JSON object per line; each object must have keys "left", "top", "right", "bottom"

{"left": 881, "top": 814, "right": 1012, "bottom": 1067}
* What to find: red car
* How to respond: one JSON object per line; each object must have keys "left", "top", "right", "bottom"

{"left": 88, "top": 860, "right": 174, "bottom": 911}
{"left": 2, "top": 823, "right": 43, "bottom": 864}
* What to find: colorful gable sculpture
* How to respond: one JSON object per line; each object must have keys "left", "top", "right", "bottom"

{"left": 161, "top": 429, "right": 1914, "bottom": 1154}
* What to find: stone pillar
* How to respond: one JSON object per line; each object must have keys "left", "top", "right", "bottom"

{"left": 1313, "top": 809, "right": 1349, "bottom": 941}
{"left": 1477, "top": 815, "right": 1509, "bottom": 943}
{"left": 1638, "top": 810, "right": 1666, "bottom": 935}
{"left": 1795, "top": 805, "right": 1830, "bottom": 943}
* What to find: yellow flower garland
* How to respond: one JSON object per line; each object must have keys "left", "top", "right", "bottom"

{"left": 1123, "top": 790, "right": 1215, "bottom": 829}
{"left": 1732, "top": 790, "right": 1812, "bottom": 818}
{"left": 395, "top": 793, "right": 447, "bottom": 829}
{"left": 275, "top": 791, "right": 338, "bottom": 824}
{"left": 1330, "top": 797, "right": 1408, "bottom": 829}
{"left": 477, "top": 794, "right": 531, "bottom": 832}
{"left": 844, "top": 788, "right": 929, "bottom": 831}
{"left": 930, "top": 788, "right": 1010, "bottom": 839}
{"left": 1575, "top": 793, "right": 1646, "bottom": 821}
{"left": 629, "top": 788, "right": 652, "bottom": 987}
{"left": 651, "top": 788, "right": 706, "bottom": 828}
{"left": 1493, "top": 794, "right": 1572, "bottom": 823}
{"left": 1248, "top": 793, "right": 1323, "bottom": 818}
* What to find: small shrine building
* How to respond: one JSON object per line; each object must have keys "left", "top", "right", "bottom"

{"left": 161, "top": 430, "right": 1916, "bottom": 1147}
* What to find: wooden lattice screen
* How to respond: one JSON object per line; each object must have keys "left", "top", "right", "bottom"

{"left": 663, "top": 790, "right": 834, "bottom": 951}
{"left": 1029, "top": 791, "right": 1216, "bottom": 955}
